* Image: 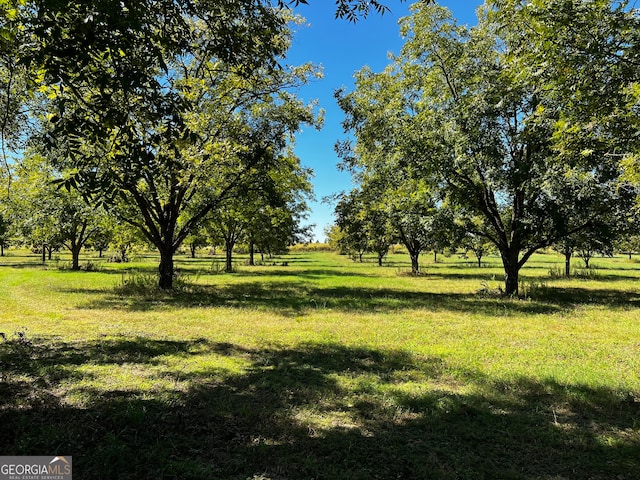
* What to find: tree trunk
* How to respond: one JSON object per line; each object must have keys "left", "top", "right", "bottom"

{"left": 583, "top": 257, "right": 590, "bottom": 268}
{"left": 0, "top": 244, "right": 4, "bottom": 256}
{"left": 359, "top": 252, "right": 363, "bottom": 263}
{"left": 565, "top": 249, "right": 572, "bottom": 277}
{"left": 249, "top": 241, "right": 255, "bottom": 266}
{"left": 434, "top": 250, "right": 438, "bottom": 263}
{"left": 190, "top": 243, "right": 197, "bottom": 258}
{"left": 99, "top": 248, "right": 104, "bottom": 258}
{"left": 71, "top": 244, "right": 81, "bottom": 270}
{"left": 42, "top": 242, "right": 46, "bottom": 264}
{"left": 225, "top": 239, "right": 234, "bottom": 273}
{"left": 47, "top": 246, "right": 53, "bottom": 260}
{"left": 409, "top": 251, "right": 420, "bottom": 275}
{"left": 501, "top": 251, "right": 520, "bottom": 296}
{"left": 378, "top": 252, "right": 384, "bottom": 267}
{"left": 158, "top": 247, "right": 174, "bottom": 289}
{"left": 477, "top": 253, "right": 482, "bottom": 268}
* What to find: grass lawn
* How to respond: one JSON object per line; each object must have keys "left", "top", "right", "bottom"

{"left": 1, "top": 249, "right": 639, "bottom": 479}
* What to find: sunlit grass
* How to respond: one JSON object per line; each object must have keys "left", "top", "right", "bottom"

{"left": 1, "top": 248, "right": 639, "bottom": 479}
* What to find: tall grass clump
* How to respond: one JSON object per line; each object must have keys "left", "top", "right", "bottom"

{"left": 115, "top": 271, "right": 159, "bottom": 295}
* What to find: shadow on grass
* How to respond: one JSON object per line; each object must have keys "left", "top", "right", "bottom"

{"left": 66, "top": 279, "right": 640, "bottom": 317}
{"left": 1, "top": 337, "right": 638, "bottom": 479}
{"left": 532, "top": 286, "right": 640, "bottom": 307}
{"left": 416, "top": 267, "right": 640, "bottom": 283}
{"left": 68, "top": 281, "right": 562, "bottom": 316}
{"left": 232, "top": 268, "right": 379, "bottom": 279}
{"left": 0, "top": 262, "right": 48, "bottom": 269}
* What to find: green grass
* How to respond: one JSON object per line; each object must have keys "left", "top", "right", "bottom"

{"left": 1, "top": 249, "right": 639, "bottom": 479}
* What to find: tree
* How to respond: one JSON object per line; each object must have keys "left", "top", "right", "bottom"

{"left": 246, "top": 152, "right": 314, "bottom": 264}
{"left": 55, "top": 192, "right": 105, "bottom": 270}
{"left": 554, "top": 237, "right": 576, "bottom": 278}
{"left": 490, "top": 1, "right": 640, "bottom": 213}
{"left": 10, "top": 153, "right": 108, "bottom": 269}
{"left": 1, "top": 0, "right": 424, "bottom": 179}
{"left": 206, "top": 204, "right": 246, "bottom": 273}
{"left": 364, "top": 204, "right": 394, "bottom": 267}
{"left": 334, "top": 192, "right": 370, "bottom": 262}
{"left": 10, "top": 156, "right": 63, "bottom": 262}
{"left": 555, "top": 217, "right": 623, "bottom": 276}
{"left": 325, "top": 224, "right": 347, "bottom": 253}
{"left": 110, "top": 222, "right": 145, "bottom": 263}
{"left": 14, "top": 2, "right": 322, "bottom": 288}
{"left": 0, "top": 3, "right": 31, "bottom": 188}
{"left": 461, "top": 228, "right": 494, "bottom": 268}
{"left": 205, "top": 150, "right": 313, "bottom": 272}
{"left": 334, "top": 186, "right": 395, "bottom": 266}
{"left": 0, "top": 211, "right": 9, "bottom": 256}
{"left": 184, "top": 228, "right": 208, "bottom": 259}
{"left": 387, "top": 188, "right": 455, "bottom": 275}
{"left": 248, "top": 203, "right": 313, "bottom": 264}
{"left": 338, "top": 3, "right": 636, "bottom": 295}
{"left": 87, "top": 216, "right": 115, "bottom": 258}
{"left": 616, "top": 233, "right": 640, "bottom": 260}
{"left": 575, "top": 233, "right": 613, "bottom": 269}
{"left": 390, "top": 200, "right": 432, "bottom": 275}
{"left": 489, "top": 0, "right": 639, "bottom": 148}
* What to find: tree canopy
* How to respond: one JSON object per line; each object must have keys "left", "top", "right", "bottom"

{"left": 338, "top": 2, "right": 638, "bottom": 295}
{"left": 1, "top": 0, "right": 323, "bottom": 288}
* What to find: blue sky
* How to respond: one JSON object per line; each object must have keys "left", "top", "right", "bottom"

{"left": 285, "top": 1, "right": 482, "bottom": 241}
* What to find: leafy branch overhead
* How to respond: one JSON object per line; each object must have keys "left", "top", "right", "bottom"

{"left": 285, "top": 0, "right": 434, "bottom": 21}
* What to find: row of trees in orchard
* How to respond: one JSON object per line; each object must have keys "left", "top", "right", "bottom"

{"left": 329, "top": 183, "right": 458, "bottom": 272}
{"left": 0, "top": 0, "right": 330, "bottom": 287}
{"left": 0, "top": 150, "right": 312, "bottom": 271}
{"left": 335, "top": 1, "right": 640, "bottom": 296}
{"left": 329, "top": 183, "right": 639, "bottom": 276}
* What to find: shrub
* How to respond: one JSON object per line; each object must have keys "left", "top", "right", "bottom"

{"left": 289, "top": 243, "right": 334, "bottom": 252}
